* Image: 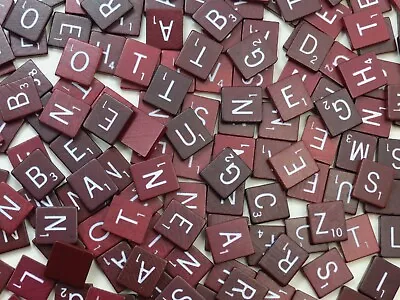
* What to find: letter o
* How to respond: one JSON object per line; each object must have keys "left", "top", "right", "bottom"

{"left": 70, "top": 51, "right": 90, "bottom": 72}
{"left": 20, "top": 8, "right": 39, "bottom": 29}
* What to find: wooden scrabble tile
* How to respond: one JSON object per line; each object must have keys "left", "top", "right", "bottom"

{"left": 352, "top": 159, "right": 394, "bottom": 208}
{"left": 48, "top": 12, "right": 92, "bottom": 48}
{"left": 0, "top": 223, "right": 30, "bottom": 254}
{"left": 53, "top": 78, "right": 104, "bottom": 105}
{"left": 115, "top": 39, "right": 161, "bottom": 87}
{"left": 256, "top": 271, "right": 295, "bottom": 300}
{"left": 10, "top": 31, "right": 48, "bottom": 57}
{"left": 7, "top": 135, "right": 48, "bottom": 168}
{"left": 81, "top": 0, "right": 132, "bottom": 30}
{"left": 269, "top": 141, "right": 319, "bottom": 189}
{"left": 337, "top": 286, "right": 372, "bottom": 300}
{"left": 107, "top": 0, "right": 143, "bottom": 36}
{"left": 157, "top": 276, "right": 205, "bottom": 300}
{"left": 301, "top": 115, "right": 339, "bottom": 165}
{"left": 176, "top": 30, "right": 223, "bottom": 80}
{"left": 3, "top": 0, "right": 52, "bottom": 41}
{"left": 259, "top": 234, "right": 309, "bottom": 286}
{"left": 154, "top": 200, "right": 205, "bottom": 250}
{"left": 323, "top": 168, "right": 359, "bottom": 215}
{"left": 67, "top": 159, "right": 118, "bottom": 211}
{"left": 206, "top": 183, "right": 245, "bottom": 216}
{"left": 285, "top": 217, "right": 329, "bottom": 253}
{"left": 246, "top": 183, "right": 289, "bottom": 224}
{"left": 303, "top": 248, "right": 353, "bottom": 298}
{"left": 307, "top": 201, "right": 347, "bottom": 244}
{"left": 200, "top": 148, "right": 251, "bottom": 199}
{"left": 315, "top": 88, "right": 362, "bottom": 137}
{"left": 12, "top": 149, "right": 64, "bottom": 200}
{"left": 380, "top": 216, "right": 400, "bottom": 258}
{"left": 35, "top": 207, "right": 78, "bottom": 244}
{"left": 144, "top": 65, "right": 192, "bottom": 115}
{"left": 7, "top": 255, "right": 55, "bottom": 299}
{"left": 192, "top": 0, "right": 242, "bottom": 42}
{"left": 166, "top": 245, "right": 212, "bottom": 286}
{"left": 365, "top": 180, "right": 400, "bottom": 216}
{"left": 117, "top": 246, "right": 167, "bottom": 297}
{"left": 358, "top": 257, "right": 400, "bottom": 300}
{"left": 0, "top": 77, "right": 42, "bottom": 121}
{"left": 276, "top": 0, "right": 321, "bottom": 21}
{"left": 54, "top": 284, "right": 91, "bottom": 300}
{"left": 221, "top": 87, "right": 262, "bottom": 123}
{"left": 86, "top": 287, "right": 124, "bottom": 300}
{"left": 97, "top": 242, "right": 132, "bottom": 292}
{"left": 336, "top": 131, "right": 377, "bottom": 172}
{"left": 217, "top": 269, "right": 268, "bottom": 300}
{"left": 39, "top": 90, "right": 91, "bottom": 138}
{"left": 195, "top": 54, "right": 232, "bottom": 93}
{"left": 45, "top": 242, "right": 93, "bottom": 288}
{"left": 146, "top": 8, "right": 183, "bottom": 49}
{"left": 340, "top": 214, "right": 379, "bottom": 262}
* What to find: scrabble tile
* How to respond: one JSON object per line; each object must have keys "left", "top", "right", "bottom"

{"left": 276, "top": 0, "right": 321, "bottom": 21}
{"left": 7, "top": 136, "right": 48, "bottom": 168}
{"left": 137, "top": 95, "right": 172, "bottom": 125}
{"left": 84, "top": 93, "right": 133, "bottom": 144}
{"left": 89, "top": 31, "right": 126, "bottom": 74}
{"left": 196, "top": 284, "right": 217, "bottom": 300}
{"left": 157, "top": 276, "right": 205, "bottom": 300}
{"left": 103, "top": 195, "right": 152, "bottom": 243}
{"left": 107, "top": 0, "right": 143, "bottom": 36}
{"left": 86, "top": 287, "right": 124, "bottom": 300}
{"left": 227, "top": 31, "right": 277, "bottom": 80}
{"left": 35, "top": 207, "right": 78, "bottom": 244}
{"left": 305, "top": 1, "right": 351, "bottom": 39}
{"left": 97, "top": 241, "right": 132, "bottom": 292}
{"left": 337, "top": 286, "right": 372, "bottom": 300}
{"left": 56, "top": 38, "right": 102, "bottom": 86}
{"left": 206, "top": 183, "right": 245, "bottom": 216}
{"left": 181, "top": 94, "right": 219, "bottom": 135}
{"left": 256, "top": 271, "right": 296, "bottom": 300}
{"left": 119, "top": 183, "right": 163, "bottom": 214}
{"left": 301, "top": 115, "right": 339, "bottom": 165}
{"left": 144, "top": 65, "right": 192, "bottom": 115}
{"left": 1, "top": 60, "right": 52, "bottom": 97}
{"left": 146, "top": 9, "right": 183, "bottom": 49}
{"left": 81, "top": 0, "right": 133, "bottom": 30}
{"left": 12, "top": 149, "right": 64, "bottom": 200}
{"left": 48, "top": 13, "right": 92, "bottom": 48}
{"left": 259, "top": 234, "right": 309, "bottom": 286}
{"left": 154, "top": 200, "right": 205, "bottom": 250}
{"left": 0, "top": 223, "right": 30, "bottom": 254}
{"left": 217, "top": 269, "right": 268, "bottom": 300}
{"left": 221, "top": 87, "right": 262, "bottom": 123}
{"left": 39, "top": 90, "right": 91, "bottom": 138}
{"left": 4, "top": 0, "right": 52, "bottom": 41}
{"left": 359, "top": 18, "right": 397, "bottom": 55}
{"left": 67, "top": 159, "right": 118, "bottom": 211}
{"left": 323, "top": 168, "right": 359, "bottom": 215}
{"left": 176, "top": 30, "right": 223, "bottom": 80}
{"left": 258, "top": 102, "right": 300, "bottom": 142}
{"left": 192, "top": 0, "right": 242, "bottom": 42}
{"left": 387, "top": 84, "right": 400, "bottom": 121}
{"left": 0, "top": 0, "right": 13, "bottom": 25}
{"left": 54, "top": 284, "right": 91, "bottom": 300}
{"left": 115, "top": 39, "right": 161, "bottom": 87}
{"left": 206, "top": 218, "right": 254, "bottom": 263}
{"left": 130, "top": 155, "right": 179, "bottom": 201}
{"left": 354, "top": 97, "right": 391, "bottom": 138}
{"left": 336, "top": 131, "right": 377, "bottom": 172}
{"left": 340, "top": 214, "right": 379, "bottom": 262}
{"left": 0, "top": 260, "right": 14, "bottom": 292}
{"left": 0, "top": 117, "right": 23, "bottom": 153}
{"left": 349, "top": 0, "right": 391, "bottom": 12}
{"left": 117, "top": 246, "right": 167, "bottom": 297}
{"left": 380, "top": 216, "right": 400, "bottom": 258}
{"left": 78, "top": 208, "right": 122, "bottom": 257}
{"left": 358, "top": 257, "right": 400, "bottom": 300}
{"left": 7, "top": 255, "right": 55, "bottom": 299}
{"left": 311, "top": 77, "right": 341, "bottom": 103}
{"left": 338, "top": 52, "right": 386, "bottom": 98}
{"left": 288, "top": 162, "right": 329, "bottom": 204}
{"left": 246, "top": 183, "right": 289, "bottom": 224}
{"left": 45, "top": 242, "right": 93, "bottom": 288}
{"left": 10, "top": 31, "right": 48, "bottom": 57}
{"left": 212, "top": 134, "right": 255, "bottom": 169}
{"left": 344, "top": 7, "right": 389, "bottom": 49}
{"left": 0, "top": 77, "right": 42, "bottom": 121}
{"left": 365, "top": 180, "right": 400, "bottom": 216}
{"left": 166, "top": 245, "right": 212, "bottom": 286}
{"left": 315, "top": 89, "right": 362, "bottom": 137}
{"left": 292, "top": 291, "right": 317, "bottom": 300}
{"left": 200, "top": 148, "right": 251, "bottom": 199}
{"left": 269, "top": 141, "right": 319, "bottom": 189}
{"left": 195, "top": 54, "right": 232, "bottom": 93}
{"left": 164, "top": 182, "right": 206, "bottom": 217}
{"left": 50, "top": 131, "right": 102, "bottom": 173}
{"left": 307, "top": 201, "right": 347, "bottom": 244}
{"left": 303, "top": 248, "right": 353, "bottom": 298}
{"left": 285, "top": 217, "right": 329, "bottom": 253}
{"left": 353, "top": 159, "right": 394, "bottom": 208}
{"left": 247, "top": 225, "right": 285, "bottom": 266}
{"left": 287, "top": 23, "right": 334, "bottom": 72}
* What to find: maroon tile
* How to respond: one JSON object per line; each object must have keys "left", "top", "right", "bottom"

{"left": 86, "top": 287, "right": 124, "bottom": 300}
{"left": 0, "top": 223, "right": 30, "bottom": 254}
{"left": 256, "top": 271, "right": 295, "bottom": 300}
{"left": 0, "top": 260, "right": 14, "bottom": 292}
{"left": 380, "top": 215, "right": 400, "bottom": 258}
{"left": 53, "top": 78, "right": 104, "bottom": 105}
{"left": 206, "top": 183, "right": 245, "bottom": 216}
{"left": 276, "top": 0, "right": 321, "bottom": 21}
{"left": 7, "top": 136, "right": 48, "bottom": 168}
